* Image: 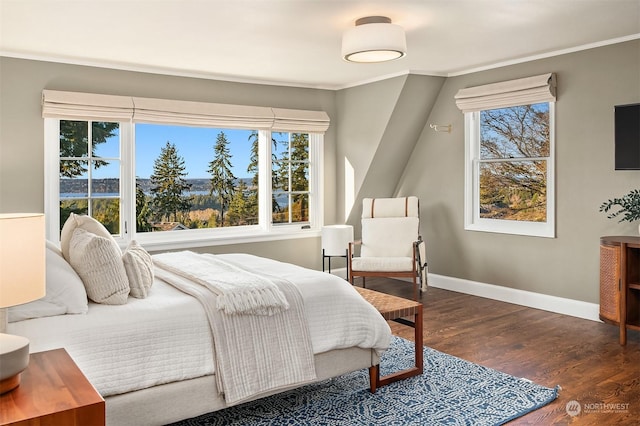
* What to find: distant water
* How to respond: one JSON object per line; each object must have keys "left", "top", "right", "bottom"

{"left": 60, "top": 191, "right": 214, "bottom": 198}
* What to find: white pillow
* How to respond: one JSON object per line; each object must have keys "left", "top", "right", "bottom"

{"left": 122, "top": 240, "right": 154, "bottom": 299}
{"left": 45, "top": 243, "right": 89, "bottom": 313}
{"left": 68, "top": 228, "right": 130, "bottom": 305}
{"left": 60, "top": 213, "right": 119, "bottom": 262}
{"left": 8, "top": 300, "right": 66, "bottom": 322}
{"left": 9, "top": 244, "right": 89, "bottom": 322}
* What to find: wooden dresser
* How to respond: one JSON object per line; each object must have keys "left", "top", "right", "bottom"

{"left": 599, "top": 236, "right": 640, "bottom": 345}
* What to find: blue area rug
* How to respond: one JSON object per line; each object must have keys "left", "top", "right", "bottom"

{"left": 169, "top": 336, "right": 559, "bottom": 425}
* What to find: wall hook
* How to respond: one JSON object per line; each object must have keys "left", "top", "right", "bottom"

{"left": 430, "top": 123, "right": 452, "bottom": 133}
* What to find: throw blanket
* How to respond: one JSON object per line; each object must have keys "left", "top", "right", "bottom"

{"left": 153, "top": 252, "right": 316, "bottom": 405}
{"left": 153, "top": 251, "right": 289, "bottom": 315}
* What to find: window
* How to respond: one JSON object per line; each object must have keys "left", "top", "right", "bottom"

{"left": 43, "top": 91, "right": 328, "bottom": 249}
{"left": 59, "top": 120, "right": 123, "bottom": 235}
{"left": 134, "top": 125, "right": 259, "bottom": 232}
{"left": 272, "top": 132, "right": 311, "bottom": 224}
{"left": 456, "top": 74, "right": 556, "bottom": 237}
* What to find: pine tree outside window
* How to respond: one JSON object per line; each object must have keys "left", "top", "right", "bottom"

{"left": 43, "top": 91, "right": 328, "bottom": 250}
{"left": 134, "top": 125, "right": 259, "bottom": 233}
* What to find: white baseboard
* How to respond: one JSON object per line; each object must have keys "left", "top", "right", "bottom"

{"left": 427, "top": 273, "right": 601, "bottom": 322}
{"left": 331, "top": 267, "right": 601, "bottom": 322}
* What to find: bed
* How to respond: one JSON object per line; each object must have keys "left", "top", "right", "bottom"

{"left": 7, "top": 215, "right": 392, "bottom": 426}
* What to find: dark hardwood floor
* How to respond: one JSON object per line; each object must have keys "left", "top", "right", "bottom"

{"left": 359, "top": 277, "right": 640, "bottom": 426}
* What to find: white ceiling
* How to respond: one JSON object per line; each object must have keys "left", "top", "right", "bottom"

{"left": 1, "top": 0, "right": 639, "bottom": 89}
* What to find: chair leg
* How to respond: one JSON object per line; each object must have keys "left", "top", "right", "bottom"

{"left": 412, "top": 276, "right": 418, "bottom": 301}
{"left": 362, "top": 276, "right": 366, "bottom": 288}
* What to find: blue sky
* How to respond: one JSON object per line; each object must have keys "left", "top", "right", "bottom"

{"left": 135, "top": 124, "right": 254, "bottom": 179}
{"left": 89, "top": 124, "right": 292, "bottom": 181}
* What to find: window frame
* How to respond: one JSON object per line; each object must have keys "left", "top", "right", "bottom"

{"left": 271, "top": 132, "right": 313, "bottom": 226}
{"left": 45, "top": 120, "right": 324, "bottom": 250}
{"left": 463, "top": 102, "right": 555, "bottom": 238}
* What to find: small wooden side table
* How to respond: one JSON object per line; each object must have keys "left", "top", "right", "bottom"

{"left": 0, "top": 348, "right": 105, "bottom": 426}
{"left": 354, "top": 286, "right": 423, "bottom": 392}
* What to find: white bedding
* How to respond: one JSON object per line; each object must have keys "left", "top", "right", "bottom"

{"left": 7, "top": 253, "right": 391, "bottom": 398}
{"left": 154, "top": 253, "right": 317, "bottom": 405}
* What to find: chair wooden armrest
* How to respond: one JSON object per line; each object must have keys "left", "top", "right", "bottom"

{"left": 348, "top": 240, "right": 361, "bottom": 259}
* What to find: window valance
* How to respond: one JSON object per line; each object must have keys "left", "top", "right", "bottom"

{"left": 131, "top": 97, "right": 275, "bottom": 129}
{"left": 272, "top": 108, "right": 332, "bottom": 133}
{"left": 454, "top": 73, "right": 556, "bottom": 113}
{"left": 42, "top": 90, "right": 330, "bottom": 133}
{"left": 41, "top": 90, "right": 134, "bottom": 121}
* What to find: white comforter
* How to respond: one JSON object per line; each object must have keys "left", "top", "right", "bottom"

{"left": 154, "top": 252, "right": 317, "bottom": 405}
{"left": 7, "top": 254, "right": 391, "bottom": 398}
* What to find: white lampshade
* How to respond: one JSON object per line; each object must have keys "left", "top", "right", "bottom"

{"left": 322, "top": 225, "right": 354, "bottom": 256}
{"left": 0, "top": 213, "right": 46, "bottom": 308}
{"left": 342, "top": 16, "right": 407, "bottom": 63}
{"left": 0, "top": 213, "right": 46, "bottom": 395}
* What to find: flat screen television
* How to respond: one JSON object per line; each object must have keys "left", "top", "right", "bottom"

{"left": 615, "top": 103, "right": 640, "bottom": 170}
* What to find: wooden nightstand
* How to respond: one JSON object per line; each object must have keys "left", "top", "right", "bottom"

{"left": 0, "top": 348, "right": 105, "bottom": 426}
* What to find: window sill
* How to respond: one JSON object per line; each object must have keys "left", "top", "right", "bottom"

{"left": 465, "top": 220, "right": 555, "bottom": 238}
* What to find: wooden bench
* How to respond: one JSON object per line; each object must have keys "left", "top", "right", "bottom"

{"left": 354, "top": 286, "right": 423, "bottom": 392}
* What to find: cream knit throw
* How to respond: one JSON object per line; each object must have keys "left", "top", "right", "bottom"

{"left": 152, "top": 251, "right": 289, "bottom": 315}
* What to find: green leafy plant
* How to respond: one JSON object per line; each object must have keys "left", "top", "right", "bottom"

{"left": 599, "top": 189, "right": 640, "bottom": 223}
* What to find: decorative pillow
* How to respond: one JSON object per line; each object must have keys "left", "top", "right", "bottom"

{"left": 122, "top": 240, "right": 154, "bottom": 299}
{"left": 9, "top": 243, "right": 89, "bottom": 322}
{"left": 60, "top": 213, "right": 118, "bottom": 262}
{"left": 68, "top": 228, "right": 130, "bottom": 305}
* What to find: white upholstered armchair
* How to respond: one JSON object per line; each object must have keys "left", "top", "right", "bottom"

{"left": 348, "top": 196, "right": 427, "bottom": 300}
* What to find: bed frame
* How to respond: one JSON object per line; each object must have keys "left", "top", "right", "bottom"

{"left": 106, "top": 347, "right": 378, "bottom": 425}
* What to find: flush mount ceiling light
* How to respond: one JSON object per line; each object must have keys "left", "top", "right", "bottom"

{"left": 342, "top": 16, "right": 407, "bottom": 63}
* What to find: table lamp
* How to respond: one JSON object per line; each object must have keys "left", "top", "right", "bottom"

{"left": 0, "top": 213, "right": 46, "bottom": 395}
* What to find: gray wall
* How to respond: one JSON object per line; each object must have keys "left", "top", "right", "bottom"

{"left": 0, "top": 58, "right": 335, "bottom": 269}
{"left": 336, "top": 40, "right": 640, "bottom": 304}
{"left": 1, "top": 40, "right": 639, "bottom": 302}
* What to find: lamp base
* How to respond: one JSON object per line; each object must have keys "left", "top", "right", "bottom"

{"left": 0, "top": 373, "right": 21, "bottom": 395}
{"left": 0, "top": 333, "right": 30, "bottom": 395}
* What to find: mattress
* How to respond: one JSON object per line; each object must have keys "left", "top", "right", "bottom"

{"left": 7, "top": 253, "right": 391, "bottom": 398}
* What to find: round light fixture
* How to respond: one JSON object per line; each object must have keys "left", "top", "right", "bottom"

{"left": 342, "top": 16, "right": 407, "bottom": 63}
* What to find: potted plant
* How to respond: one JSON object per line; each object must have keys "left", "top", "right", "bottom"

{"left": 599, "top": 189, "right": 640, "bottom": 234}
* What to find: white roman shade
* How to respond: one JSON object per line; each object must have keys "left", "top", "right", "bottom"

{"left": 42, "top": 90, "right": 134, "bottom": 121}
{"left": 132, "top": 97, "right": 274, "bottom": 129}
{"left": 42, "top": 90, "right": 330, "bottom": 133}
{"left": 455, "top": 73, "right": 556, "bottom": 113}
{"left": 272, "top": 108, "right": 330, "bottom": 133}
